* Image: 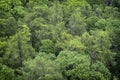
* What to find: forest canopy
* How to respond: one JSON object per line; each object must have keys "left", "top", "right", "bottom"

{"left": 0, "top": 0, "right": 120, "bottom": 80}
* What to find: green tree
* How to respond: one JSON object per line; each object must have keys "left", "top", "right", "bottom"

{"left": 62, "top": 0, "right": 88, "bottom": 28}
{"left": 0, "top": 39, "right": 7, "bottom": 63}
{"left": 108, "top": 19, "right": 120, "bottom": 78}
{"left": 68, "top": 9, "right": 86, "bottom": 35}
{"left": 55, "top": 31, "right": 85, "bottom": 54}
{"left": 56, "top": 50, "right": 90, "bottom": 80}
{"left": 102, "top": 6, "right": 119, "bottom": 19}
{"left": 0, "top": 63, "right": 15, "bottom": 80}
{"left": 4, "top": 25, "right": 35, "bottom": 68}
{"left": 29, "top": 17, "right": 51, "bottom": 51}
{"left": 56, "top": 50, "right": 111, "bottom": 80}
{"left": 0, "top": 0, "right": 18, "bottom": 37}
{"left": 21, "top": 52, "right": 62, "bottom": 80}
{"left": 89, "top": 61, "right": 111, "bottom": 80}
{"left": 40, "top": 39, "right": 55, "bottom": 54}
{"left": 81, "top": 30, "right": 115, "bottom": 66}
{"left": 48, "top": 1, "right": 64, "bottom": 26}
{"left": 112, "top": 0, "right": 120, "bottom": 11}
{"left": 23, "top": 2, "right": 50, "bottom": 51}
{"left": 86, "top": 0, "right": 104, "bottom": 5}
{"left": 86, "top": 16, "right": 99, "bottom": 31}
{"left": 95, "top": 19, "right": 107, "bottom": 30}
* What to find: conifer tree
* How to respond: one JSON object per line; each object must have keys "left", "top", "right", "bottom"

{"left": 4, "top": 25, "right": 35, "bottom": 68}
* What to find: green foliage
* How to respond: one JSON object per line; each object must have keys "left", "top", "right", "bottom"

{"left": 95, "top": 19, "right": 107, "bottom": 30}
{"left": 0, "top": 40, "right": 7, "bottom": 63}
{"left": 102, "top": 6, "right": 119, "bottom": 19}
{"left": 0, "top": 0, "right": 120, "bottom": 79}
{"left": 81, "top": 30, "right": 115, "bottom": 65}
{"left": 21, "top": 52, "right": 62, "bottom": 80}
{"left": 56, "top": 50, "right": 90, "bottom": 79}
{"left": 11, "top": 6, "right": 26, "bottom": 20}
{"left": 68, "top": 9, "right": 86, "bottom": 35}
{"left": 56, "top": 50, "right": 111, "bottom": 80}
{"left": 48, "top": 1, "right": 64, "bottom": 26}
{"left": 55, "top": 31, "right": 85, "bottom": 53}
{"left": 4, "top": 25, "right": 35, "bottom": 68}
{"left": 0, "top": 0, "right": 11, "bottom": 11}
{"left": 91, "top": 30, "right": 115, "bottom": 65}
{"left": 86, "top": 16, "right": 99, "bottom": 31}
{"left": 23, "top": 3, "right": 50, "bottom": 51}
{"left": 108, "top": 19, "right": 120, "bottom": 77}
{"left": 90, "top": 61, "right": 111, "bottom": 80}
{"left": 86, "top": 0, "right": 104, "bottom": 5}
{"left": 112, "top": 0, "right": 120, "bottom": 11}
{"left": 40, "top": 39, "right": 55, "bottom": 53}
{"left": 0, "top": 63, "right": 15, "bottom": 80}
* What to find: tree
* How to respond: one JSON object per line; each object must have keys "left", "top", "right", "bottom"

{"left": 0, "top": 0, "right": 18, "bottom": 37}
{"left": 54, "top": 31, "right": 85, "bottom": 54}
{"left": 86, "top": 0, "right": 104, "bottom": 5}
{"left": 29, "top": 17, "right": 51, "bottom": 51}
{"left": 81, "top": 30, "right": 115, "bottom": 66}
{"left": 40, "top": 39, "right": 55, "bottom": 54}
{"left": 0, "top": 63, "right": 15, "bottom": 80}
{"left": 89, "top": 61, "right": 111, "bottom": 80}
{"left": 48, "top": 1, "right": 64, "bottom": 26}
{"left": 0, "top": 0, "right": 120, "bottom": 79}
{"left": 4, "top": 25, "right": 35, "bottom": 69}
{"left": 68, "top": 9, "right": 86, "bottom": 36}
{"left": 21, "top": 52, "right": 62, "bottom": 80}
{"left": 0, "top": 39, "right": 7, "bottom": 63}
{"left": 112, "top": 0, "right": 120, "bottom": 11}
{"left": 56, "top": 50, "right": 90, "bottom": 80}
{"left": 86, "top": 16, "right": 99, "bottom": 31}
{"left": 108, "top": 19, "right": 120, "bottom": 78}
{"left": 56, "top": 50, "right": 111, "bottom": 80}
{"left": 23, "top": 2, "right": 50, "bottom": 51}
{"left": 62, "top": 0, "right": 88, "bottom": 28}
{"left": 102, "top": 6, "right": 119, "bottom": 19}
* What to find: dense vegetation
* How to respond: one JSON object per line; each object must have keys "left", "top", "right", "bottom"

{"left": 0, "top": 0, "right": 120, "bottom": 80}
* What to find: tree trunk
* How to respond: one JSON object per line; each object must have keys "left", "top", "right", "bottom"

{"left": 18, "top": 36, "right": 22, "bottom": 67}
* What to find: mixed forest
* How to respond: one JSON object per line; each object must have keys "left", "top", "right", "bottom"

{"left": 0, "top": 0, "right": 120, "bottom": 80}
